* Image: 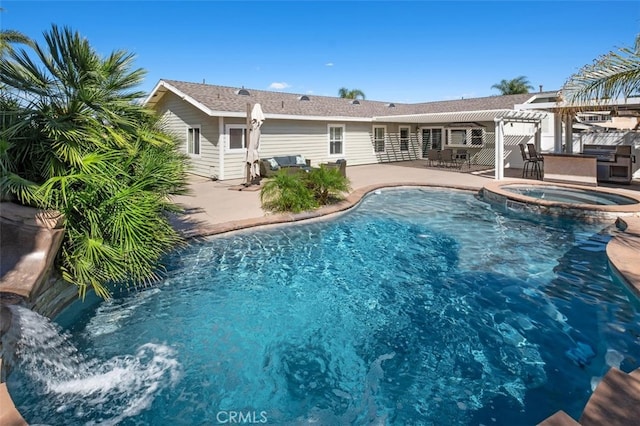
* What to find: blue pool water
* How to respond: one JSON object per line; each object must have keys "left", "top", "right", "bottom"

{"left": 6, "top": 189, "right": 640, "bottom": 425}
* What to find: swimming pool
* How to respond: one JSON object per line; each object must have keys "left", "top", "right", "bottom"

{"left": 7, "top": 189, "right": 640, "bottom": 425}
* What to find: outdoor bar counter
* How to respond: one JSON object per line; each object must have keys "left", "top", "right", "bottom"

{"left": 542, "top": 153, "right": 598, "bottom": 186}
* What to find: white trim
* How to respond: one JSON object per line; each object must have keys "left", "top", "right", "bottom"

{"left": 495, "top": 118, "right": 505, "bottom": 180}
{"left": 446, "top": 127, "right": 484, "bottom": 147}
{"left": 373, "top": 125, "right": 386, "bottom": 153}
{"left": 225, "top": 124, "right": 247, "bottom": 153}
{"left": 186, "top": 125, "right": 202, "bottom": 157}
{"left": 374, "top": 109, "right": 513, "bottom": 124}
{"left": 145, "top": 80, "right": 215, "bottom": 117}
{"left": 327, "top": 124, "right": 346, "bottom": 157}
{"left": 516, "top": 96, "right": 640, "bottom": 111}
{"left": 218, "top": 116, "right": 225, "bottom": 180}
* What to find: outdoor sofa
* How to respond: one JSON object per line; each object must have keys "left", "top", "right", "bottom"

{"left": 260, "top": 155, "right": 312, "bottom": 177}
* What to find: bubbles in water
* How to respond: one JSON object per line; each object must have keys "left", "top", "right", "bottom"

{"left": 605, "top": 349, "right": 625, "bottom": 369}
{"left": 3, "top": 305, "right": 182, "bottom": 425}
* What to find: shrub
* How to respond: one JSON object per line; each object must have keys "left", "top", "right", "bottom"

{"left": 260, "top": 166, "right": 351, "bottom": 213}
{"left": 260, "top": 170, "right": 317, "bottom": 213}
{"left": 304, "top": 166, "right": 350, "bottom": 205}
{"left": 0, "top": 25, "right": 189, "bottom": 299}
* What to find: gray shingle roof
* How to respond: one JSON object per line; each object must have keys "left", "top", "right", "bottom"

{"left": 153, "top": 79, "right": 556, "bottom": 119}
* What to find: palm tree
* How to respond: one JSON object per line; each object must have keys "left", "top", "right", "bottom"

{"left": 0, "top": 29, "right": 32, "bottom": 57}
{"left": 0, "top": 9, "right": 32, "bottom": 57}
{"left": 0, "top": 25, "right": 189, "bottom": 299}
{"left": 561, "top": 34, "right": 640, "bottom": 106}
{"left": 491, "top": 76, "right": 534, "bottom": 95}
{"left": 338, "top": 87, "right": 366, "bottom": 100}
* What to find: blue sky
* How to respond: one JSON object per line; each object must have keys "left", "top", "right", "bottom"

{"left": 2, "top": 1, "right": 639, "bottom": 103}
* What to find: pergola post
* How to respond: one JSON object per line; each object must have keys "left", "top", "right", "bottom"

{"left": 534, "top": 121, "right": 541, "bottom": 152}
{"left": 494, "top": 118, "right": 504, "bottom": 180}
{"left": 245, "top": 102, "right": 251, "bottom": 184}
{"left": 564, "top": 112, "right": 574, "bottom": 153}
{"left": 554, "top": 113, "right": 563, "bottom": 153}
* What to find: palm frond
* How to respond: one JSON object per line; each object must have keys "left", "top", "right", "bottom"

{"left": 561, "top": 36, "right": 640, "bottom": 107}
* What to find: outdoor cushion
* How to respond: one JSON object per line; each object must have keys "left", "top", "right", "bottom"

{"left": 273, "top": 155, "right": 303, "bottom": 167}
{"left": 273, "top": 156, "right": 294, "bottom": 167}
{"left": 295, "top": 155, "right": 306, "bottom": 166}
{"left": 267, "top": 158, "right": 280, "bottom": 170}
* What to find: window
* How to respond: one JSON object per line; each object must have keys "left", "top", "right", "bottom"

{"left": 449, "top": 129, "right": 467, "bottom": 145}
{"left": 471, "top": 129, "right": 483, "bottom": 146}
{"left": 422, "top": 128, "right": 443, "bottom": 151}
{"left": 226, "top": 125, "right": 247, "bottom": 152}
{"left": 399, "top": 126, "right": 410, "bottom": 152}
{"left": 373, "top": 126, "right": 386, "bottom": 153}
{"left": 187, "top": 126, "right": 201, "bottom": 156}
{"left": 328, "top": 125, "right": 345, "bottom": 155}
{"left": 447, "top": 128, "right": 484, "bottom": 146}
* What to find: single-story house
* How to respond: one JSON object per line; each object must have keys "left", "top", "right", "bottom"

{"left": 144, "top": 79, "right": 562, "bottom": 180}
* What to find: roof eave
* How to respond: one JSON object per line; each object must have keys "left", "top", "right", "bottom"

{"left": 373, "top": 109, "right": 514, "bottom": 124}
{"left": 144, "top": 80, "right": 215, "bottom": 116}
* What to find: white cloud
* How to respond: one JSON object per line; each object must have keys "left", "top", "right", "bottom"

{"left": 269, "top": 82, "right": 290, "bottom": 90}
{"left": 325, "top": 62, "right": 334, "bottom": 67}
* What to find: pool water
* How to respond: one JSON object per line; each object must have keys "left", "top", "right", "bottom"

{"left": 502, "top": 185, "right": 638, "bottom": 205}
{"left": 7, "top": 189, "right": 640, "bottom": 425}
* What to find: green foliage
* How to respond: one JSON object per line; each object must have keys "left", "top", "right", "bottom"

{"left": 260, "top": 167, "right": 350, "bottom": 213}
{"left": 491, "top": 76, "right": 534, "bottom": 95}
{"left": 338, "top": 87, "right": 366, "bottom": 100}
{"left": 260, "top": 171, "right": 317, "bottom": 213}
{"left": 0, "top": 25, "right": 189, "bottom": 299}
{"left": 305, "top": 166, "right": 350, "bottom": 205}
{"left": 561, "top": 33, "right": 640, "bottom": 107}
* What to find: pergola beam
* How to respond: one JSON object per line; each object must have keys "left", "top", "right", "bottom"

{"left": 494, "top": 110, "right": 547, "bottom": 180}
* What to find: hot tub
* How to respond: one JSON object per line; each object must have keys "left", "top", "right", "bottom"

{"left": 482, "top": 181, "right": 640, "bottom": 222}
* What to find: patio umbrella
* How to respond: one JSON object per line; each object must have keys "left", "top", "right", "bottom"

{"left": 246, "top": 103, "right": 265, "bottom": 183}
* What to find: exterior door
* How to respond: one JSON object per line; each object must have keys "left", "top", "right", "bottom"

{"left": 421, "top": 128, "right": 443, "bottom": 156}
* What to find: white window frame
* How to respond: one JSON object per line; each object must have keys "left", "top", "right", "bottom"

{"left": 446, "top": 127, "right": 484, "bottom": 147}
{"left": 373, "top": 125, "right": 386, "bottom": 153}
{"left": 186, "top": 125, "right": 201, "bottom": 157}
{"left": 399, "top": 126, "right": 411, "bottom": 152}
{"left": 328, "top": 124, "right": 345, "bottom": 157}
{"left": 225, "top": 124, "right": 247, "bottom": 153}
